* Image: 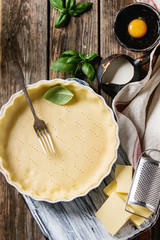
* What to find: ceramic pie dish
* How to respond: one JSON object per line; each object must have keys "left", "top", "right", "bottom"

{"left": 0, "top": 79, "right": 119, "bottom": 203}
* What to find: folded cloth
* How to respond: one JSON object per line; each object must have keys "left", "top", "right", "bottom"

{"left": 112, "top": 43, "right": 160, "bottom": 168}
{"left": 137, "top": 0, "right": 160, "bottom": 11}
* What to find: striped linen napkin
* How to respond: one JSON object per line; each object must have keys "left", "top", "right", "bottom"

{"left": 137, "top": 0, "right": 160, "bottom": 10}
{"left": 112, "top": 43, "right": 160, "bottom": 168}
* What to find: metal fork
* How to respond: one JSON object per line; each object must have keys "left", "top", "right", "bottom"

{"left": 9, "top": 61, "right": 54, "bottom": 155}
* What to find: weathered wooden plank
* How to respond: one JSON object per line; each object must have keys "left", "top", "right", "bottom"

{"left": 0, "top": 0, "right": 160, "bottom": 239}
{"left": 0, "top": 1, "right": 2, "bottom": 87}
{"left": 49, "top": 0, "right": 99, "bottom": 91}
{"left": 0, "top": 0, "right": 47, "bottom": 239}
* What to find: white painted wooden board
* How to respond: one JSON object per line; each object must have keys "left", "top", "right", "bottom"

{"left": 22, "top": 80, "right": 157, "bottom": 240}
{"left": 22, "top": 147, "right": 157, "bottom": 240}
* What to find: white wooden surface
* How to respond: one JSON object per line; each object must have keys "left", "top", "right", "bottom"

{"left": 23, "top": 145, "right": 157, "bottom": 240}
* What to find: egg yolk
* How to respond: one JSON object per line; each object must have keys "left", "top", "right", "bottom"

{"left": 128, "top": 19, "right": 147, "bottom": 38}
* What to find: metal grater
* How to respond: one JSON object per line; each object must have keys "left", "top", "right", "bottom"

{"left": 125, "top": 149, "right": 160, "bottom": 219}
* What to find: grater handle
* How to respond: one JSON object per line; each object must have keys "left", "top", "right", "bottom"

{"left": 138, "top": 149, "right": 160, "bottom": 164}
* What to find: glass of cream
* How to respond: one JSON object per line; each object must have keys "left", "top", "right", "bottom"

{"left": 97, "top": 54, "right": 150, "bottom": 98}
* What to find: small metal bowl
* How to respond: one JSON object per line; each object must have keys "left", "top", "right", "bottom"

{"left": 113, "top": 3, "right": 160, "bottom": 52}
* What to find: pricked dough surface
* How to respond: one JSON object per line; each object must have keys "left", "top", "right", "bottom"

{"left": 0, "top": 80, "right": 118, "bottom": 201}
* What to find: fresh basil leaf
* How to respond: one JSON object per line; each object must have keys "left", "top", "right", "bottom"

{"left": 66, "top": 56, "right": 81, "bottom": 64}
{"left": 82, "top": 62, "right": 95, "bottom": 82}
{"left": 51, "top": 49, "right": 98, "bottom": 82}
{"left": 59, "top": 8, "right": 69, "bottom": 14}
{"left": 85, "top": 53, "right": 99, "bottom": 61}
{"left": 43, "top": 86, "right": 74, "bottom": 105}
{"left": 55, "top": 13, "right": 68, "bottom": 28}
{"left": 50, "top": 0, "right": 64, "bottom": 10}
{"left": 60, "top": 50, "right": 79, "bottom": 58}
{"left": 51, "top": 57, "right": 78, "bottom": 72}
{"left": 79, "top": 51, "right": 85, "bottom": 61}
{"left": 66, "top": 0, "right": 76, "bottom": 9}
{"left": 69, "top": 2, "right": 92, "bottom": 16}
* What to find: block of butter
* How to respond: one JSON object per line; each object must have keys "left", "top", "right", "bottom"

{"left": 113, "top": 193, "right": 152, "bottom": 227}
{"left": 96, "top": 192, "right": 133, "bottom": 236}
{"left": 103, "top": 179, "right": 117, "bottom": 196}
{"left": 129, "top": 205, "right": 152, "bottom": 228}
{"left": 103, "top": 179, "right": 128, "bottom": 202}
{"left": 120, "top": 195, "right": 152, "bottom": 227}
{"left": 115, "top": 165, "right": 133, "bottom": 193}
{"left": 103, "top": 168, "right": 152, "bottom": 228}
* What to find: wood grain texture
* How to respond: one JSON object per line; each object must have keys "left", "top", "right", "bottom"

{"left": 0, "top": 0, "right": 47, "bottom": 240}
{"left": 49, "top": 0, "right": 99, "bottom": 91}
{"left": 0, "top": 0, "right": 160, "bottom": 239}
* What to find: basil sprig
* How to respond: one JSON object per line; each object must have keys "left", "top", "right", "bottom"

{"left": 50, "top": 0, "right": 92, "bottom": 28}
{"left": 43, "top": 86, "right": 74, "bottom": 105}
{"left": 51, "top": 50, "right": 99, "bottom": 82}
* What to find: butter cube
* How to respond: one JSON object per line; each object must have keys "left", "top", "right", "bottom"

{"left": 96, "top": 193, "right": 133, "bottom": 236}
{"left": 115, "top": 165, "right": 132, "bottom": 193}
{"left": 103, "top": 179, "right": 128, "bottom": 202}
{"left": 129, "top": 205, "right": 152, "bottom": 228}
{"left": 116, "top": 194, "right": 152, "bottom": 227}
{"left": 103, "top": 179, "right": 117, "bottom": 196}
{"left": 102, "top": 165, "right": 151, "bottom": 229}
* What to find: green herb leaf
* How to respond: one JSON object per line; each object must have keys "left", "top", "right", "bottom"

{"left": 51, "top": 49, "right": 98, "bottom": 82}
{"left": 82, "top": 44, "right": 87, "bottom": 49}
{"left": 85, "top": 53, "right": 99, "bottom": 61}
{"left": 82, "top": 62, "right": 95, "bottom": 82}
{"left": 55, "top": 13, "right": 68, "bottom": 28}
{"left": 50, "top": 0, "right": 64, "bottom": 10}
{"left": 79, "top": 51, "right": 86, "bottom": 61}
{"left": 60, "top": 50, "right": 79, "bottom": 58}
{"left": 66, "top": 56, "right": 81, "bottom": 64}
{"left": 59, "top": 8, "right": 69, "bottom": 14}
{"left": 69, "top": 2, "right": 92, "bottom": 16}
{"left": 66, "top": 0, "right": 76, "bottom": 9}
{"left": 51, "top": 57, "right": 78, "bottom": 72}
{"left": 43, "top": 86, "right": 74, "bottom": 105}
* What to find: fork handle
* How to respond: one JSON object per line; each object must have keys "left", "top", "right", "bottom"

{"left": 9, "top": 61, "right": 39, "bottom": 120}
{"left": 21, "top": 83, "right": 38, "bottom": 120}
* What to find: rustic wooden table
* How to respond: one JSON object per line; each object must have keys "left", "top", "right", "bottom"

{"left": 0, "top": 0, "right": 159, "bottom": 239}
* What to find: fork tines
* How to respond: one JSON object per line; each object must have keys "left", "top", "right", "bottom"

{"left": 34, "top": 125, "right": 55, "bottom": 155}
